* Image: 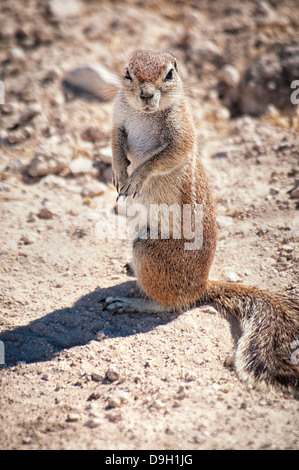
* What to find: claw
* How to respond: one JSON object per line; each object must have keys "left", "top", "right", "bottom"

{"left": 103, "top": 296, "right": 138, "bottom": 314}
{"left": 122, "top": 183, "right": 131, "bottom": 198}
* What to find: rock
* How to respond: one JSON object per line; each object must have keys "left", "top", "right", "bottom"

{"left": 216, "top": 215, "right": 233, "bottom": 229}
{"left": 107, "top": 391, "right": 129, "bottom": 408}
{"left": 81, "top": 182, "right": 106, "bottom": 198}
{"left": 96, "top": 146, "right": 112, "bottom": 165}
{"left": 38, "top": 207, "right": 54, "bottom": 219}
{"left": 221, "top": 65, "right": 240, "bottom": 87}
{"left": 28, "top": 154, "right": 68, "bottom": 177}
{"left": 290, "top": 179, "right": 299, "bottom": 199}
{"left": 291, "top": 188, "right": 299, "bottom": 199}
{"left": 269, "top": 187, "right": 280, "bottom": 196}
{"left": 19, "top": 233, "right": 37, "bottom": 245}
{"left": 5, "top": 158, "right": 25, "bottom": 174}
{"left": 105, "top": 410, "right": 123, "bottom": 422}
{"left": 257, "top": 224, "right": 269, "bottom": 236}
{"left": 280, "top": 44, "right": 299, "bottom": 82}
{"left": 224, "top": 271, "right": 241, "bottom": 282}
{"left": 211, "top": 146, "right": 238, "bottom": 160}
{"left": 85, "top": 418, "right": 103, "bottom": 428}
{"left": 66, "top": 413, "right": 80, "bottom": 422}
{"left": 105, "top": 367, "right": 119, "bottom": 382}
{"left": 8, "top": 47, "right": 27, "bottom": 64}
{"left": 183, "top": 37, "right": 223, "bottom": 70}
{"left": 91, "top": 372, "right": 104, "bottom": 382}
{"left": 184, "top": 371, "right": 197, "bottom": 382}
{"left": 64, "top": 64, "right": 119, "bottom": 101}
{"left": 5, "top": 130, "right": 29, "bottom": 144}
{"left": 27, "top": 136, "right": 74, "bottom": 177}
{"left": 6, "top": 104, "right": 41, "bottom": 130}
{"left": 239, "top": 52, "right": 285, "bottom": 115}
{"left": 0, "top": 182, "right": 11, "bottom": 192}
{"left": 68, "top": 156, "right": 94, "bottom": 175}
{"left": 219, "top": 44, "right": 299, "bottom": 115}
{"left": 255, "top": 0, "right": 286, "bottom": 26}
{"left": 95, "top": 331, "right": 106, "bottom": 341}
{"left": 81, "top": 127, "right": 107, "bottom": 142}
{"left": 49, "top": 0, "right": 81, "bottom": 18}
{"left": 150, "top": 399, "right": 165, "bottom": 410}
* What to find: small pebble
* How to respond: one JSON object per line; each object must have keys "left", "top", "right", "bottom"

{"left": 81, "top": 182, "right": 106, "bottom": 198}
{"left": 68, "top": 156, "right": 93, "bottom": 175}
{"left": 91, "top": 372, "right": 104, "bottom": 382}
{"left": 106, "top": 367, "right": 119, "bottom": 382}
{"left": 269, "top": 187, "right": 279, "bottom": 195}
{"left": 184, "top": 371, "right": 197, "bottom": 382}
{"left": 151, "top": 399, "right": 165, "bottom": 410}
{"left": 224, "top": 271, "right": 240, "bottom": 282}
{"left": 291, "top": 188, "right": 299, "bottom": 199}
{"left": 96, "top": 331, "right": 106, "bottom": 341}
{"left": 85, "top": 417, "right": 103, "bottom": 428}
{"left": 107, "top": 390, "right": 129, "bottom": 408}
{"left": 105, "top": 410, "right": 123, "bottom": 422}
{"left": 38, "top": 207, "right": 54, "bottom": 219}
{"left": 66, "top": 413, "right": 80, "bottom": 422}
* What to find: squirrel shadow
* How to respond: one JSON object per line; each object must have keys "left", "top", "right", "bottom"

{"left": 0, "top": 281, "right": 180, "bottom": 367}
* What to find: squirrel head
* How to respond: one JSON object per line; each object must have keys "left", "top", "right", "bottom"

{"left": 122, "top": 50, "right": 181, "bottom": 113}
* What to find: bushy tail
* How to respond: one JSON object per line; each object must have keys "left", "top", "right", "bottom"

{"left": 200, "top": 280, "right": 299, "bottom": 394}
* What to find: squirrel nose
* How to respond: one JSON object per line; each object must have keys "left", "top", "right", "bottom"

{"left": 140, "top": 90, "right": 154, "bottom": 101}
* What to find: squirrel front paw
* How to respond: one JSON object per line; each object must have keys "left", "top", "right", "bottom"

{"left": 118, "top": 174, "right": 142, "bottom": 199}
{"left": 112, "top": 170, "right": 127, "bottom": 193}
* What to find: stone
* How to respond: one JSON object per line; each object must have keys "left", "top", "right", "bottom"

{"left": 64, "top": 64, "right": 119, "bottom": 101}
{"left": 105, "top": 367, "right": 119, "bottom": 382}
{"left": 221, "top": 65, "right": 240, "bottom": 87}
{"left": 291, "top": 188, "right": 299, "bottom": 199}
{"left": 27, "top": 136, "right": 74, "bottom": 177}
{"left": 66, "top": 413, "right": 80, "bottom": 422}
{"left": 85, "top": 418, "right": 103, "bottom": 428}
{"left": 81, "top": 127, "right": 107, "bottom": 142}
{"left": 224, "top": 271, "right": 241, "bottom": 282}
{"left": 211, "top": 146, "right": 238, "bottom": 160}
{"left": 49, "top": 0, "right": 81, "bottom": 18}
{"left": 219, "top": 44, "right": 299, "bottom": 115}
{"left": 38, "top": 207, "right": 54, "bottom": 219}
{"left": 5, "top": 158, "right": 25, "bottom": 174}
{"left": 96, "top": 146, "right": 112, "bottom": 165}
{"left": 216, "top": 215, "right": 233, "bottom": 229}
{"left": 269, "top": 187, "right": 280, "bottom": 195}
{"left": 107, "top": 391, "right": 129, "bottom": 408}
{"left": 81, "top": 182, "right": 106, "bottom": 198}
{"left": 68, "top": 156, "right": 93, "bottom": 175}
{"left": 28, "top": 154, "right": 68, "bottom": 177}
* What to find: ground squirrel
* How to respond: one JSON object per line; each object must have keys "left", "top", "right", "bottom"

{"left": 106, "top": 50, "right": 299, "bottom": 395}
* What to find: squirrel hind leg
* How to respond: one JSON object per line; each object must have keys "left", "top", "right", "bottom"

{"left": 103, "top": 296, "right": 171, "bottom": 314}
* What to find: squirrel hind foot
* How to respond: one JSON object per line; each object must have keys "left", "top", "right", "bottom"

{"left": 103, "top": 296, "right": 171, "bottom": 315}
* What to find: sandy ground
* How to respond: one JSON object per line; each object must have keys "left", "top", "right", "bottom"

{"left": 0, "top": 0, "right": 299, "bottom": 450}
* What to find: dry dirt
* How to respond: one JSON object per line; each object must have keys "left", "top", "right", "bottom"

{"left": 0, "top": 0, "right": 299, "bottom": 450}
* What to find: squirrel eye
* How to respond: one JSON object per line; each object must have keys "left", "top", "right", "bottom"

{"left": 165, "top": 68, "right": 174, "bottom": 81}
{"left": 124, "top": 68, "right": 132, "bottom": 80}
